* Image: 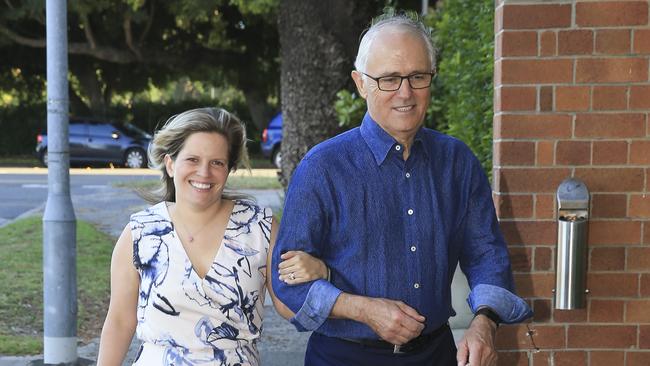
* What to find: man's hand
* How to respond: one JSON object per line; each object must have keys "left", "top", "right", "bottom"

{"left": 456, "top": 314, "right": 498, "bottom": 366}
{"left": 332, "top": 293, "right": 425, "bottom": 345}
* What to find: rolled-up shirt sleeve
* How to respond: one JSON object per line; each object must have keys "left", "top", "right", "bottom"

{"left": 458, "top": 155, "right": 533, "bottom": 324}
{"left": 271, "top": 156, "right": 342, "bottom": 331}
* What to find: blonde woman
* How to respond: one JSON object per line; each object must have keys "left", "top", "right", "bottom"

{"left": 97, "top": 107, "right": 327, "bottom": 365}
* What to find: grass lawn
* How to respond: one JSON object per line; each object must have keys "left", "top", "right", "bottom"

{"left": 0, "top": 216, "right": 114, "bottom": 355}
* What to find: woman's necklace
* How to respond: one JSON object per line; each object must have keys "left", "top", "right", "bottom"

{"left": 171, "top": 204, "right": 221, "bottom": 243}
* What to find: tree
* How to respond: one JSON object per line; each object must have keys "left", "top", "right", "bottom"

{"left": 0, "top": 0, "right": 279, "bottom": 130}
{"left": 277, "top": 0, "right": 385, "bottom": 187}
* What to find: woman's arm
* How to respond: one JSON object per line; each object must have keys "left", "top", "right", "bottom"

{"left": 96, "top": 224, "right": 140, "bottom": 366}
{"left": 266, "top": 218, "right": 329, "bottom": 319}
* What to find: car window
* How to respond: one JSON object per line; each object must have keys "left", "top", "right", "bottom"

{"left": 88, "top": 123, "right": 118, "bottom": 138}
{"left": 69, "top": 123, "right": 87, "bottom": 136}
{"left": 117, "top": 122, "right": 150, "bottom": 139}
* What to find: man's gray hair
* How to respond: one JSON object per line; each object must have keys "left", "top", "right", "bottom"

{"left": 354, "top": 13, "right": 436, "bottom": 73}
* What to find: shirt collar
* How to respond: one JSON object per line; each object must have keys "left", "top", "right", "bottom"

{"left": 360, "top": 112, "right": 429, "bottom": 165}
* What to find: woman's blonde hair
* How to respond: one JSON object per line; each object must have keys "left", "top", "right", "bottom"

{"left": 145, "top": 107, "right": 250, "bottom": 203}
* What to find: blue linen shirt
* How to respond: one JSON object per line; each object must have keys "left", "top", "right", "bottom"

{"left": 271, "top": 113, "right": 532, "bottom": 339}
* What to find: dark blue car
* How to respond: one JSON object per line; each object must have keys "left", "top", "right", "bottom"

{"left": 35, "top": 118, "right": 151, "bottom": 168}
{"left": 261, "top": 113, "right": 282, "bottom": 168}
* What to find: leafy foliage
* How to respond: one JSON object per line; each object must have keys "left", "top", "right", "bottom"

{"left": 430, "top": 0, "right": 494, "bottom": 175}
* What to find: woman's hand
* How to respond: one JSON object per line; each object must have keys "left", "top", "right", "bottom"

{"left": 278, "top": 250, "right": 328, "bottom": 284}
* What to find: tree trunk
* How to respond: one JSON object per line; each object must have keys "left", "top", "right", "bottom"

{"left": 278, "top": 0, "right": 376, "bottom": 188}
{"left": 71, "top": 61, "right": 108, "bottom": 117}
{"left": 242, "top": 87, "right": 275, "bottom": 131}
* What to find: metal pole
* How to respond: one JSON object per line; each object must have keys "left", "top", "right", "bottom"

{"left": 421, "top": 0, "right": 429, "bottom": 15}
{"left": 44, "top": 0, "right": 77, "bottom": 364}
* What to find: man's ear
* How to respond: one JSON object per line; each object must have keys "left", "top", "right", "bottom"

{"left": 351, "top": 70, "right": 367, "bottom": 99}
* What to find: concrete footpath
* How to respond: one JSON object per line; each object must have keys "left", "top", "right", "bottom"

{"left": 0, "top": 181, "right": 309, "bottom": 366}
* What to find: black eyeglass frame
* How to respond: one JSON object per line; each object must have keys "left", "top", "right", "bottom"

{"left": 360, "top": 71, "right": 436, "bottom": 91}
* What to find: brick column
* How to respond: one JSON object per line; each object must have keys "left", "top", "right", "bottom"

{"left": 494, "top": 1, "right": 650, "bottom": 365}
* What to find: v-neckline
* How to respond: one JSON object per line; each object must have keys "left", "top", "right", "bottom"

{"left": 162, "top": 200, "right": 238, "bottom": 281}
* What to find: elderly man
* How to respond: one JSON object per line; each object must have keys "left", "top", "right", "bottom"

{"left": 271, "top": 13, "right": 531, "bottom": 366}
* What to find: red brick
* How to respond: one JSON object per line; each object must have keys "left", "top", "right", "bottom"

{"left": 500, "top": 31, "right": 537, "bottom": 57}
{"left": 494, "top": 193, "right": 533, "bottom": 218}
{"left": 590, "top": 247, "right": 626, "bottom": 271}
{"left": 591, "top": 194, "right": 627, "bottom": 218}
{"left": 587, "top": 273, "right": 639, "bottom": 297}
{"left": 509, "top": 246, "right": 532, "bottom": 272}
{"left": 630, "top": 195, "right": 650, "bottom": 218}
{"left": 626, "top": 300, "right": 650, "bottom": 322}
{"left": 567, "top": 325, "right": 636, "bottom": 348}
{"left": 537, "top": 141, "right": 555, "bottom": 166}
{"left": 497, "top": 351, "right": 529, "bottom": 366}
{"left": 645, "top": 221, "right": 650, "bottom": 244}
{"left": 592, "top": 86, "right": 628, "bottom": 110}
{"left": 628, "top": 247, "right": 650, "bottom": 270}
{"left": 501, "top": 221, "right": 557, "bottom": 245}
{"left": 554, "top": 351, "right": 586, "bottom": 366}
{"left": 535, "top": 194, "right": 555, "bottom": 219}
{"left": 535, "top": 246, "right": 552, "bottom": 271}
{"left": 576, "top": 1, "right": 649, "bottom": 27}
{"left": 596, "top": 29, "right": 631, "bottom": 55}
{"left": 498, "top": 59, "right": 573, "bottom": 84}
{"left": 641, "top": 325, "right": 650, "bottom": 348}
{"left": 589, "top": 299, "right": 625, "bottom": 322}
{"left": 628, "top": 352, "right": 650, "bottom": 366}
{"left": 576, "top": 58, "right": 649, "bottom": 83}
{"left": 558, "top": 30, "right": 593, "bottom": 55}
{"left": 539, "top": 86, "right": 553, "bottom": 112}
{"left": 495, "top": 114, "right": 573, "bottom": 139}
{"left": 494, "top": 141, "right": 536, "bottom": 166}
{"left": 540, "top": 31, "right": 556, "bottom": 57}
{"left": 642, "top": 274, "right": 650, "bottom": 296}
{"left": 634, "top": 29, "right": 650, "bottom": 54}
{"left": 496, "top": 324, "right": 565, "bottom": 349}
{"left": 503, "top": 4, "right": 572, "bottom": 30}
{"left": 498, "top": 86, "right": 537, "bottom": 112}
{"left": 589, "top": 220, "right": 642, "bottom": 245}
{"left": 496, "top": 168, "right": 570, "bottom": 193}
{"left": 532, "top": 351, "right": 550, "bottom": 366}
{"left": 590, "top": 351, "right": 624, "bottom": 366}
{"left": 593, "top": 140, "right": 628, "bottom": 165}
{"left": 576, "top": 168, "right": 645, "bottom": 192}
{"left": 575, "top": 114, "right": 646, "bottom": 138}
{"left": 630, "top": 141, "right": 650, "bottom": 164}
{"left": 556, "top": 140, "right": 591, "bottom": 166}
{"left": 533, "top": 299, "right": 552, "bottom": 322}
{"left": 554, "top": 308, "right": 588, "bottom": 323}
{"left": 514, "top": 273, "right": 555, "bottom": 298}
{"left": 630, "top": 85, "right": 650, "bottom": 109}
{"left": 556, "top": 86, "right": 590, "bottom": 111}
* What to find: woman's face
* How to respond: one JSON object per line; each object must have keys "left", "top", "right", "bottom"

{"left": 165, "top": 132, "right": 230, "bottom": 208}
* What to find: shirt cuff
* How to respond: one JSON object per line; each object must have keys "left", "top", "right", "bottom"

{"left": 467, "top": 284, "right": 533, "bottom": 324}
{"left": 289, "top": 279, "right": 342, "bottom": 331}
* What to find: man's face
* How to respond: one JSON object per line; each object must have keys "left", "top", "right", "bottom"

{"left": 352, "top": 29, "right": 432, "bottom": 141}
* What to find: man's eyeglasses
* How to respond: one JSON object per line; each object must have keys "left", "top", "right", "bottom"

{"left": 360, "top": 72, "right": 435, "bottom": 91}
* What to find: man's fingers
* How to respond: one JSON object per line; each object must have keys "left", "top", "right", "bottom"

{"left": 280, "top": 250, "right": 298, "bottom": 260}
{"left": 456, "top": 340, "right": 469, "bottom": 366}
{"left": 399, "top": 313, "right": 425, "bottom": 334}
{"left": 396, "top": 301, "right": 426, "bottom": 322}
{"left": 468, "top": 342, "right": 481, "bottom": 366}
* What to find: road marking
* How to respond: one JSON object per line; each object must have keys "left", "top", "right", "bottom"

{"left": 22, "top": 184, "right": 48, "bottom": 188}
{"left": 81, "top": 185, "right": 108, "bottom": 189}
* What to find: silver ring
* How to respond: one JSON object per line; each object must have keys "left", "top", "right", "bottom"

{"left": 289, "top": 272, "right": 296, "bottom": 281}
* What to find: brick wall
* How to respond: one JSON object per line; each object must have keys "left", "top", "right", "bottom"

{"left": 494, "top": 1, "right": 650, "bottom": 365}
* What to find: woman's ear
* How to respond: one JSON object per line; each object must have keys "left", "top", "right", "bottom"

{"left": 164, "top": 154, "right": 174, "bottom": 178}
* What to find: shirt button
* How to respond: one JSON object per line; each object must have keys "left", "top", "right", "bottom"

{"left": 395, "top": 145, "right": 401, "bottom": 151}
{"left": 410, "top": 246, "right": 417, "bottom": 252}
{"left": 407, "top": 209, "right": 414, "bottom": 216}
{"left": 414, "top": 283, "right": 420, "bottom": 289}
{"left": 405, "top": 172, "right": 411, "bottom": 178}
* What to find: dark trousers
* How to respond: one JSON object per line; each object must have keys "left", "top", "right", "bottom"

{"left": 304, "top": 328, "right": 458, "bottom": 366}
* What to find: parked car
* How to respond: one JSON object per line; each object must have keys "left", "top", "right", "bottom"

{"left": 35, "top": 118, "right": 152, "bottom": 168}
{"left": 261, "top": 112, "right": 282, "bottom": 168}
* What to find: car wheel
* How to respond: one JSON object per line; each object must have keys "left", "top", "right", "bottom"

{"left": 40, "top": 149, "right": 48, "bottom": 167}
{"left": 272, "top": 148, "right": 282, "bottom": 169}
{"left": 124, "top": 148, "right": 146, "bottom": 169}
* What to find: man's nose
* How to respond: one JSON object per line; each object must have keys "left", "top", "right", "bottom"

{"left": 396, "top": 78, "right": 414, "bottom": 97}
